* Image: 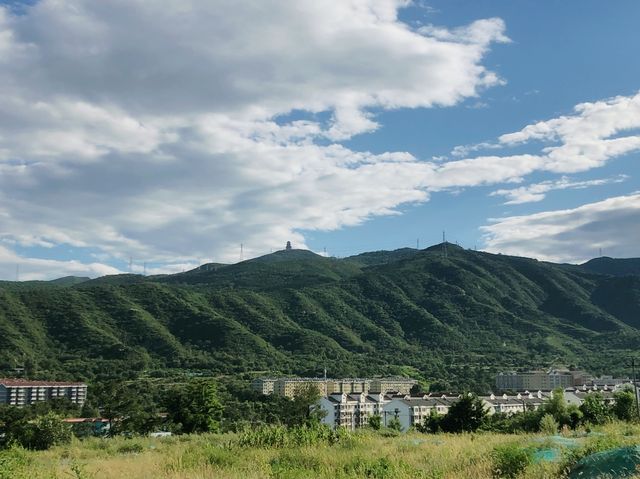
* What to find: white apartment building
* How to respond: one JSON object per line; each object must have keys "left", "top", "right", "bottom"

{"left": 0, "top": 379, "right": 87, "bottom": 407}
{"left": 315, "top": 392, "right": 388, "bottom": 430}
{"left": 381, "top": 396, "right": 453, "bottom": 432}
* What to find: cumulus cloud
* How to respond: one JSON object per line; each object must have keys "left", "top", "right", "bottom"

{"left": 498, "top": 92, "right": 640, "bottom": 173}
{"left": 0, "top": 0, "right": 513, "bottom": 279}
{"left": 490, "top": 174, "right": 628, "bottom": 205}
{"left": 1, "top": 0, "right": 638, "bottom": 279}
{"left": 0, "top": 245, "right": 121, "bottom": 281}
{"left": 482, "top": 193, "right": 640, "bottom": 263}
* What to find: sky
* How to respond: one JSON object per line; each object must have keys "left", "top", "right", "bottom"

{"left": 1, "top": 0, "right": 640, "bottom": 280}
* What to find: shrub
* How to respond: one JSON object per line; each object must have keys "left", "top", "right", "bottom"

{"left": 12, "top": 412, "right": 73, "bottom": 450}
{"left": 116, "top": 442, "right": 144, "bottom": 454}
{"left": 539, "top": 414, "right": 559, "bottom": 435}
{"left": 270, "top": 451, "right": 322, "bottom": 478}
{"left": 491, "top": 443, "right": 532, "bottom": 478}
{"left": 0, "top": 447, "right": 30, "bottom": 479}
{"left": 236, "top": 423, "right": 350, "bottom": 448}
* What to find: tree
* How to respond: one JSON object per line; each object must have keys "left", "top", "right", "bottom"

{"left": 612, "top": 390, "right": 636, "bottom": 422}
{"left": 95, "top": 381, "right": 162, "bottom": 435}
{"left": 164, "top": 379, "right": 223, "bottom": 434}
{"left": 539, "top": 414, "right": 558, "bottom": 435}
{"left": 580, "top": 393, "right": 609, "bottom": 425}
{"left": 441, "top": 394, "right": 488, "bottom": 433}
{"left": 417, "top": 409, "right": 442, "bottom": 434}
{"left": 387, "top": 416, "right": 402, "bottom": 432}
{"left": 540, "top": 389, "right": 569, "bottom": 427}
{"left": 368, "top": 414, "right": 382, "bottom": 431}
{"left": 288, "top": 383, "right": 322, "bottom": 426}
{"left": 12, "top": 412, "right": 72, "bottom": 450}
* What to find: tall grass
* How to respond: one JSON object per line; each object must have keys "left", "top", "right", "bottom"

{"left": 4, "top": 421, "right": 639, "bottom": 478}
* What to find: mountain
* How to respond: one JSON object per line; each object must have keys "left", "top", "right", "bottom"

{"left": 580, "top": 257, "right": 640, "bottom": 277}
{"left": 1, "top": 244, "right": 639, "bottom": 390}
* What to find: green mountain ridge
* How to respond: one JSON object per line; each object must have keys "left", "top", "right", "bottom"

{"left": 1, "top": 244, "right": 639, "bottom": 391}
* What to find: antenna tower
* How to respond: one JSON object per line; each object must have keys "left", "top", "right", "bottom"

{"left": 442, "top": 231, "right": 447, "bottom": 258}
{"left": 240, "top": 243, "right": 244, "bottom": 262}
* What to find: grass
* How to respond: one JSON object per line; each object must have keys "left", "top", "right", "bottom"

{"left": 5, "top": 423, "right": 640, "bottom": 478}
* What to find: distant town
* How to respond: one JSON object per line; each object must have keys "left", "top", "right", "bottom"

{"left": 251, "top": 369, "right": 639, "bottom": 432}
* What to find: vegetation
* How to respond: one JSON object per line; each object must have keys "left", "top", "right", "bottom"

{"left": 2, "top": 245, "right": 640, "bottom": 392}
{"left": 0, "top": 422, "right": 638, "bottom": 478}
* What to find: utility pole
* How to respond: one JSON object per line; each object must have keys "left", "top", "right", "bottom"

{"left": 631, "top": 358, "right": 640, "bottom": 420}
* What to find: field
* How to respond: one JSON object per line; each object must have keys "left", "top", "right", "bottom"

{"left": 3, "top": 423, "right": 640, "bottom": 479}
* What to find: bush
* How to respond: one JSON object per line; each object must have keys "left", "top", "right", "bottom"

{"left": 116, "top": 442, "right": 145, "bottom": 455}
{"left": 491, "top": 443, "right": 532, "bottom": 478}
{"left": 11, "top": 412, "right": 72, "bottom": 450}
{"left": 539, "top": 414, "right": 559, "bottom": 435}
{"left": 0, "top": 447, "right": 31, "bottom": 479}
{"left": 236, "top": 423, "right": 350, "bottom": 448}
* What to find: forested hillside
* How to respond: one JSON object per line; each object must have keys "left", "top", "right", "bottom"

{"left": 1, "top": 244, "right": 639, "bottom": 391}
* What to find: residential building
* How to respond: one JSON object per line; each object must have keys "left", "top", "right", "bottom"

{"left": 251, "top": 378, "right": 277, "bottom": 395}
{"left": 252, "top": 377, "right": 372, "bottom": 397}
{"left": 369, "top": 377, "right": 417, "bottom": 395}
{"left": 496, "top": 369, "right": 590, "bottom": 391}
{"left": 381, "top": 396, "right": 452, "bottom": 431}
{"left": 0, "top": 379, "right": 87, "bottom": 406}
{"left": 315, "top": 392, "right": 388, "bottom": 430}
{"left": 483, "top": 391, "right": 546, "bottom": 415}
{"left": 273, "top": 378, "right": 330, "bottom": 398}
{"left": 329, "top": 378, "right": 371, "bottom": 394}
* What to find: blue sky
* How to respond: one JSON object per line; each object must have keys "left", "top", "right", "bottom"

{"left": 1, "top": 0, "right": 640, "bottom": 279}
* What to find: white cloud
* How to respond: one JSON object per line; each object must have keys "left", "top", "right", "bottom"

{"left": 1, "top": 1, "right": 637, "bottom": 279}
{"left": 0, "top": 244, "right": 121, "bottom": 281}
{"left": 482, "top": 193, "right": 640, "bottom": 263}
{"left": 0, "top": 0, "right": 514, "bottom": 279}
{"left": 499, "top": 92, "right": 640, "bottom": 172}
{"left": 491, "top": 174, "right": 628, "bottom": 205}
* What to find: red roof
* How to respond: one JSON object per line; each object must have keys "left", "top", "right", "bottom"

{"left": 0, "top": 379, "right": 86, "bottom": 387}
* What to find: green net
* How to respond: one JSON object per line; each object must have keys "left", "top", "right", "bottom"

{"left": 569, "top": 446, "right": 640, "bottom": 479}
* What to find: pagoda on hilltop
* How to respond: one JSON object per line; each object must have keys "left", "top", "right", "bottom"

{"left": 285, "top": 241, "right": 292, "bottom": 251}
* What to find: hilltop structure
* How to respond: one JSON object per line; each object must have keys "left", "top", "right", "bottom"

{"left": 285, "top": 241, "right": 292, "bottom": 251}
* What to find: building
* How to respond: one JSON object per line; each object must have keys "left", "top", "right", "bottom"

{"left": 0, "top": 379, "right": 87, "bottom": 406}
{"left": 315, "top": 392, "right": 388, "bottom": 430}
{"left": 496, "top": 369, "right": 590, "bottom": 391}
{"left": 381, "top": 396, "right": 452, "bottom": 431}
{"left": 251, "top": 378, "right": 277, "bottom": 395}
{"left": 328, "top": 378, "right": 371, "bottom": 394}
{"left": 483, "top": 391, "right": 547, "bottom": 415}
{"left": 273, "top": 378, "right": 330, "bottom": 398}
{"left": 252, "top": 377, "right": 374, "bottom": 397}
{"left": 369, "top": 377, "right": 418, "bottom": 395}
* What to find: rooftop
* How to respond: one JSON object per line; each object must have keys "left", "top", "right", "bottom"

{"left": 0, "top": 379, "right": 86, "bottom": 387}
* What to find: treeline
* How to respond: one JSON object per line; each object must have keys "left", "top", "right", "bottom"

{"left": 414, "top": 389, "right": 638, "bottom": 435}
{"left": 0, "top": 378, "right": 322, "bottom": 451}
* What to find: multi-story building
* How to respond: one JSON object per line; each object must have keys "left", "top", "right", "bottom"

{"left": 273, "top": 378, "right": 330, "bottom": 398}
{"left": 252, "top": 377, "right": 373, "bottom": 397}
{"left": 381, "top": 396, "right": 452, "bottom": 431}
{"left": 496, "top": 369, "right": 590, "bottom": 391}
{"left": 0, "top": 379, "right": 87, "bottom": 407}
{"left": 329, "top": 378, "right": 371, "bottom": 394}
{"left": 315, "top": 392, "right": 388, "bottom": 430}
{"left": 251, "top": 378, "right": 277, "bottom": 395}
{"left": 369, "top": 377, "right": 417, "bottom": 395}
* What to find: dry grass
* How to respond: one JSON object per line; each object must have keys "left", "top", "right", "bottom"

{"left": 6, "top": 423, "right": 640, "bottom": 479}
